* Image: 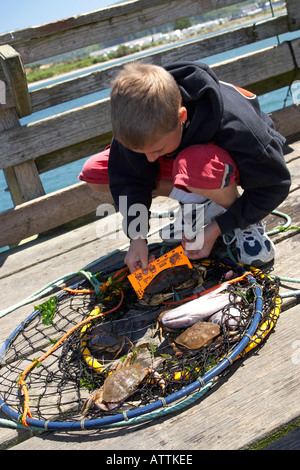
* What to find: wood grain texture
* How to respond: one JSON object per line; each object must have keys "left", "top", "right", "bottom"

{"left": 0, "top": 114, "right": 298, "bottom": 248}
{"left": 28, "top": 16, "right": 288, "bottom": 114}
{"left": 0, "top": 0, "right": 242, "bottom": 63}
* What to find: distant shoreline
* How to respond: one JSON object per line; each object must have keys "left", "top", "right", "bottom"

{"left": 28, "top": 8, "right": 286, "bottom": 89}
{"left": 29, "top": 48, "right": 153, "bottom": 88}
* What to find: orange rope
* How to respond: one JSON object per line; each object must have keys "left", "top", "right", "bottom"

{"left": 162, "top": 271, "right": 252, "bottom": 306}
{"left": 18, "top": 289, "right": 124, "bottom": 427}
{"left": 63, "top": 288, "right": 94, "bottom": 294}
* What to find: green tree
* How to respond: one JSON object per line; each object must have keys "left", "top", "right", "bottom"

{"left": 174, "top": 18, "right": 192, "bottom": 30}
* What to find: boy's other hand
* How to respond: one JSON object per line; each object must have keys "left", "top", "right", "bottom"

{"left": 125, "top": 238, "right": 155, "bottom": 274}
{"left": 182, "top": 220, "right": 221, "bottom": 260}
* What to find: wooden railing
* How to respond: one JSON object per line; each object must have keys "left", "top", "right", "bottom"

{"left": 0, "top": 0, "right": 299, "bottom": 247}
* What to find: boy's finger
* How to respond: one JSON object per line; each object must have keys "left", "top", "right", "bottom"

{"left": 139, "top": 256, "right": 149, "bottom": 274}
{"left": 184, "top": 249, "right": 203, "bottom": 259}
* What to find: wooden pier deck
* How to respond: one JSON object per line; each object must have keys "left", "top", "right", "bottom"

{"left": 0, "top": 0, "right": 300, "bottom": 453}
{"left": 0, "top": 139, "right": 299, "bottom": 451}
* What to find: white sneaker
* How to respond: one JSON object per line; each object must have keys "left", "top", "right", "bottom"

{"left": 223, "top": 222, "right": 275, "bottom": 267}
{"left": 168, "top": 188, "right": 226, "bottom": 225}
{"left": 159, "top": 199, "right": 225, "bottom": 243}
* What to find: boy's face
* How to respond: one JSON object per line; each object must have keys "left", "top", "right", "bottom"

{"left": 132, "top": 107, "right": 187, "bottom": 162}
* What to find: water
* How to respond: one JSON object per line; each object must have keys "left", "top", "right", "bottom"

{"left": 1, "top": 27, "right": 300, "bottom": 215}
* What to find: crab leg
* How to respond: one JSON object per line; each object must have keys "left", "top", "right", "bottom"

{"left": 82, "top": 387, "right": 104, "bottom": 416}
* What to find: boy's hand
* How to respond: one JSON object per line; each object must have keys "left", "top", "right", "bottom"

{"left": 182, "top": 220, "right": 221, "bottom": 260}
{"left": 125, "top": 238, "right": 155, "bottom": 273}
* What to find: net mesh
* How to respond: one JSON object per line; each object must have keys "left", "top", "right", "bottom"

{"left": 0, "top": 256, "right": 280, "bottom": 427}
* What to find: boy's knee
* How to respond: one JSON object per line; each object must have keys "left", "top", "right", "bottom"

{"left": 173, "top": 143, "right": 239, "bottom": 192}
{"left": 78, "top": 147, "right": 110, "bottom": 185}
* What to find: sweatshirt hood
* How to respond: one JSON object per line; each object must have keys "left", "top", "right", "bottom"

{"left": 165, "top": 61, "right": 224, "bottom": 144}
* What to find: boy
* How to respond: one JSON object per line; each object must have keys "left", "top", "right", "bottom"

{"left": 79, "top": 61, "right": 291, "bottom": 273}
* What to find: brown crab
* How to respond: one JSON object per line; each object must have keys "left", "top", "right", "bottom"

{"left": 141, "top": 265, "right": 206, "bottom": 306}
{"left": 170, "top": 321, "right": 220, "bottom": 356}
{"left": 81, "top": 352, "right": 165, "bottom": 415}
{"left": 86, "top": 325, "right": 133, "bottom": 359}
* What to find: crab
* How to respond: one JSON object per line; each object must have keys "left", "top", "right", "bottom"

{"left": 86, "top": 325, "right": 133, "bottom": 359}
{"left": 141, "top": 265, "right": 207, "bottom": 306}
{"left": 81, "top": 351, "right": 165, "bottom": 415}
{"left": 170, "top": 321, "right": 220, "bottom": 356}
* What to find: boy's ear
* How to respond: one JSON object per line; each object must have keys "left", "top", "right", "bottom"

{"left": 179, "top": 106, "right": 187, "bottom": 124}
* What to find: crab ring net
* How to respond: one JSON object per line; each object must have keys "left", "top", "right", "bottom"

{"left": 0, "top": 256, "right": 280, "bottom": 431}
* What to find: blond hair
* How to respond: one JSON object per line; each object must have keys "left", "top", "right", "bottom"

{"left": 110, "top": 62, "right": 182, "bottom": 149}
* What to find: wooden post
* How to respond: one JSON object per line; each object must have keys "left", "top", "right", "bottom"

{"left": 0, "top": 45, "right": 45, "bottom": 205}
{"left": 0, "top": 45, "right": 31, "bottom": 117}
{"left": 286, "top": 0, "right": 300, "bottom": 31}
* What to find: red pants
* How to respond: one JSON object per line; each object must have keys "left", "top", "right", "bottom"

{"left": 78, "top": 143, "right": 239, "bottom": 190}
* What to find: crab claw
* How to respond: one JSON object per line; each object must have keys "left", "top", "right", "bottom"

{"left": 145, "top": 368, "right": 166, "bottom": 392}
{"left": 151, "top": 370, "right": 166, "bottom": 391}
{"left": 81, "top": 386, "right": 104, "bottom": 416}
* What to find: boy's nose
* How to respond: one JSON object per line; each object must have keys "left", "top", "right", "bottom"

{"left": 145, "top": 152, "right": 160, "bottom": 162}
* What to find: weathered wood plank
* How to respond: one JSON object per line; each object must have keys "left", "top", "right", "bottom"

{"left": 0, "top": 182, "right": 114, "bottom": 248}
{"left": 0, "top": 0, "right": 242, "bottom": 46}
{"left": 0, "top": 108, "right": 44, "bottom": 205}
{"left": 0, "top": 99, "right": 110, "bottom": 169}
{"left": 213, "top": 38, "right": 300, "bottom": 94}
{"left": 0, "top": 0, "right": 243, "bottom": 64}
{"left": 2, "top": 38, "right": 300, "bottom": 173}
{"left": 0, "top": 126, "right": 298, "bottom": 249}
{"left": 270, "top": 104, "right": 300, "bottom": 141}
{"left": 35, "top": 133, "right": 112, "bottom": 174}
{"left": 1, "top": 108, "right": 25, "bottom": 205}
{"left": 0, "top": 63, "right": 17, "bottom": 111}
{"left": 284, "top": 140, "right": 300, "bottom": 165}
{"left": 12, "top": 160, "right": 45, "bottom": 202}
{"left": 0, "top": 221, "right": 128, "bottom": 320}
{"left": 0, "top": 179, "right": 174, "bottom": 249}
{"left": 29, "top": 15, "right": 289, "bottom": 114}
{"left": 3, "top": 162, "right": 46, "bottom": 206}
{"left": 0, "top": 196, "right": 174, "bottom": 284}
{"left": 286, "top": 0, "right": 300, "bottom": 31}
{"left": 0, "top": 162, "right": 298, "bottom": 289}
{"left": 0, "top": 45, "right": 31, "bottom": 117}
{"left": 0, "top": 43, "right": 42, "bottom": 203}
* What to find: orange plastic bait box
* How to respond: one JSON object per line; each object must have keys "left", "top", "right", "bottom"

{"left": 128, "top": 245, "right": 192, "bottom": 299}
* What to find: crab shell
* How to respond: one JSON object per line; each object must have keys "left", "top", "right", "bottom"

{"left": 101, "top": 363, "right": 147, "bottom": 408}
{"left": 81, "top": 359, "right": 148, "bottom": 414}
{"left": 173, "top": 321, "right": 220, "bottom": 353}
{"left": 87, "top": 326, "right": 126, "bottom": 357}
{"left": 81, "top": 350, "right": 166, "bottom": 415}
{"left": 141, "top": 265, "right": 206, "bottom": 306}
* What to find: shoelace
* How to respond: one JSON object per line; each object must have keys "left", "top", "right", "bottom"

{"left": 223, "top": 222, "right": 266, "bottom": 246}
